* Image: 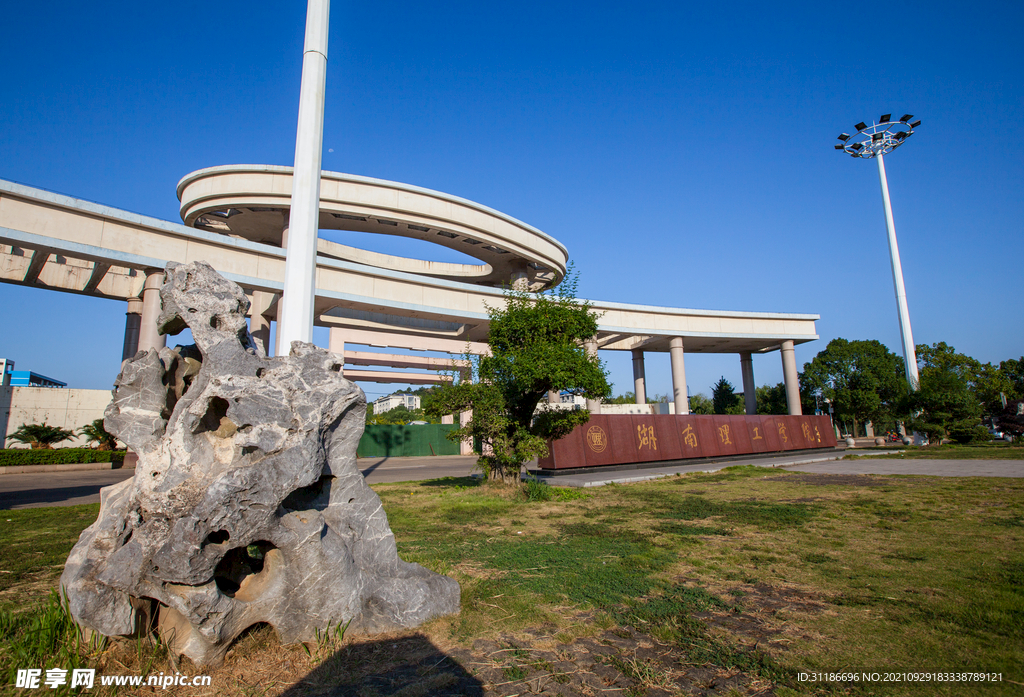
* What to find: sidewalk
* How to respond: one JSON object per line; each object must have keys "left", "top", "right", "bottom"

{"left": 529, "top": 450, "right": 854, "bottom": 487}
{"left": 528, "top": 449, "right": 1023, "bottom": 487}
{"left": 0, "top": 461, "right": 130, "bottom": 475}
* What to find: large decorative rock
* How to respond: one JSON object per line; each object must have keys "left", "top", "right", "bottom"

{"left": 61, "top": 261, "right": 459, "bottom": 666}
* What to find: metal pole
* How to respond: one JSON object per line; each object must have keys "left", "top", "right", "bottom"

{"left": 876, "top": 153, "right": 920, "bottom": 389}
{"left": 278, "top": 0, "right": 330, "bottom": 352}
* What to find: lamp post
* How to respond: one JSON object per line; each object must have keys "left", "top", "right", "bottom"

{"left": 835, "top": 114, "right": 922, "bottom": 390}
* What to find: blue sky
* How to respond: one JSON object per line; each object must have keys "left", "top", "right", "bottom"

{"left": 1, "top": 1, "right": 1021, "bottom": 401}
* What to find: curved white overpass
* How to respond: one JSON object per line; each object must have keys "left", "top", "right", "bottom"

{"left": 0, "top": 174, "right": 818, "bottom": 415}
{"left": 177, "top": 165, "right": 567, "bottom": 289}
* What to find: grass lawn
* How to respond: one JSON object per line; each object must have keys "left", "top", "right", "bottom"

{"left": 2, "top": 466, "right": 1022, "bottom": 696}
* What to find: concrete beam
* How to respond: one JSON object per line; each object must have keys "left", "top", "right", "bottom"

{"left": 342, "top": 369, "right": 453, "bottom": 385}
{"left": 343, "top": 350, "right": 469, "bottom": 375}
{"left": 83, "top": 261, "right": 110, "bottom": 293}
{"left": 24, "top": 248, "right": 50, "bottom": 284}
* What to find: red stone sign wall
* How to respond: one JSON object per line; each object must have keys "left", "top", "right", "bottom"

{"left": 537, "top": 414, "right": 837, "bottom": 470}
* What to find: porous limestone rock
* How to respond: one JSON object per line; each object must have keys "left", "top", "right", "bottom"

{"left": 61, "top": 261, "right": 459, "bottom": 666}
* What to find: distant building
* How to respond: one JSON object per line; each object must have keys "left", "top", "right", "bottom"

{"left": 0, "top": 358, "right": 13, "bottom": 386}
{"left": 9, "top": 370, "right": 66, "bottom": 388}
{"left": 373, "top": 393, "right": 421, "bottom": 415}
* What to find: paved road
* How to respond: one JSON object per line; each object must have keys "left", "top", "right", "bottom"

{"left": 358, "top": 455, "right": 479, "bottom": 484}
{"left": 0, "top": 469, "right": 136, "bottom": 510}
{"left": 0, "top": 456, "right": 481, "bottom": 510}
{"left": 2, "top": 453, "right": 1020, "bottom": 509}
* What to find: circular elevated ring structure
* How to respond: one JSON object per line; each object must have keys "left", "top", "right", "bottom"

{"left": 177, "top": 165, "right": 567, "bottom": 289}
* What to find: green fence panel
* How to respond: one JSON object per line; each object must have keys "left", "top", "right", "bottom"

{"left": 357, "top": 424, "right": 461, "bottom": 458}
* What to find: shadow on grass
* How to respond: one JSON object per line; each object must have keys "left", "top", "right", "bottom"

{"left": 417, "top": 476, "right": 481, "bottom": 489}
{"left": 280, "top": 633, "right": 482, "bottom": 697}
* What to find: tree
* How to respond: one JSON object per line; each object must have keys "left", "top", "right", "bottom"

{"left": 605, "top": 391, "right": 636, "bottom": 405}
{"left": 908, "top": 367, "right": 987, "bottom": 444}
{"left": 995, "top": 400, "right": 1024, "bottom": 441}
{"left": 688, "top": 393, "right": 713, "bottom": 414}
{"left": 79, "top": 418, "right": 118, "bottom": 450}
{"left": 999, "top": 357, "right": 1024, "bottom": 399}
{"left": 7, "top": 422, "right": 75, "bottom": 449}
{"left": 755, "top": 383, "right": 788, "bottom": 415}
{"left": 711, "top": 377, "right": 743, "bottom": 414}
{"left": 801, "top": 338, "right": 908, "bottom": 436}
{"left": 916, "top": 342, "right": 1011, "bottom": 419}
{"left": 426, "top": 270, "right": 610, "bottom": 484}
{"left": 911, "top": 342, "right": 988, "bottom": 443}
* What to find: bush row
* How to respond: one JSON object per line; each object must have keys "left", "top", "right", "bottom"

{"left": 0, "top": 448, "right": 126, "bottom": 467}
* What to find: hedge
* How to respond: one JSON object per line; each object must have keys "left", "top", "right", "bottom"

{"left": 0, "top": 448, "right": 126, "bottom": 467}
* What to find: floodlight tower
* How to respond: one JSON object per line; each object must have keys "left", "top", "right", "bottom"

{"left": 278, "top": 0, "right": 330, "bottom": 351}
{"left": 835, "top": 114, "right": 922, "bottom": 390}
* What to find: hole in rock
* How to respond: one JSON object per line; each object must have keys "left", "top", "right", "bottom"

{"left": 210, "top": 315, "right": 220, "bottom": 329}
{"left": 255, "top": 368, "right": 266, "bottom": 378}
{"left": 242, "top": 445, "right": 260, "bottom": 456}
{"left": 131, "top": 596, "right": 159, "bottom": 637}
{"left": 214, "top": 541, "right": 277, "bottom": 598}
{"left": 196, "top": 397, "right": 236, "bottom": 437}
{"left": 331, "top": 363, "right": 342, "bottom": 372}
{"left": 203, "top": 529, "right": 230, "bottom": 547}
{"left": 282, "top": 475, "right": 335, "bottom": 512}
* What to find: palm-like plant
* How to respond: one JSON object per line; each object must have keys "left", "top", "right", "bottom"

{"left": 7, "top": 422, "right": 75, "bottom": 449}
{"left": 79, "top": 419, "right": 118, "bottom": 450}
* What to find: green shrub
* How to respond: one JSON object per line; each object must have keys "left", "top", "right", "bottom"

{"left": 0, "top": 449, "right": 125, "bottom": 467}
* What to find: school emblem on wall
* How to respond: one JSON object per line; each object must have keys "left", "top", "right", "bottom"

{"left": 586, "top": 425, "right": 608, "bottom": 453}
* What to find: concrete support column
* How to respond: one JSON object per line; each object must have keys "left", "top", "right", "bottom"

{"left": 780, "top": 340, "right": 802, "bottom": 416}
{"left": 122, "top": 297, "right": 143, "bottom": 361}
{"left": 275, "top": 217, "right": 291, "bottom": 358}
{"left": 510, "top": 268, "right": 529, "bottom": 290}
{"left": 138, "top": 269, "right": 167, "bottom": 353}
{"left": 669, "top": 337, "right": 688, "bottom": 415}
{"left": 459, "top": 409, "right": 474, "bottom": 455}
{"left": 585, "top": 338, "right": 601, "bottom": 414}
{"left": 547, "top": 390, "right": 560, "bottom": 404}
{"left": 631, "top": 349, "right": 647, "bottom": 404}
{"left": 328, "top": 327, "right": 344, "bottom": 357}
{"left": 249, "top": 291, "right": 273, "bottom": 357}
{"left": 740, "top": 352, "right": 756, "bottom": 415}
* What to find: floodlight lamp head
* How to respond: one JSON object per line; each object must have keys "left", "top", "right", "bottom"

{"left": 834, "top": 112, "right": 921, "bottom": 159}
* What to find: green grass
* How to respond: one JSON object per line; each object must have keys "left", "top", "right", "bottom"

{"left": 3, "top": 466, "right": 1023, "bottom": 695}
{"left": 867, "top": 442, "right": 1024, "bottom": 459}
{"left": 0, "top": 504, "right": 98, "bottom": 597}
